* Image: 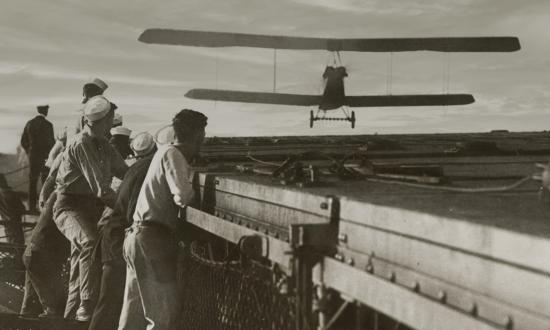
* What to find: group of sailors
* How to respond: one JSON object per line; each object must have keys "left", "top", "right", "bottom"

{"left": 13, "top": 78, "right": 208, "bottom": 330}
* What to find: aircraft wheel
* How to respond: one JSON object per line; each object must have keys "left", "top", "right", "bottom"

{"left": 310, "top": 110, "right": 314, "bottom": 128}
{"left": 351, "top": 111, "right": 356, "bottom": 129}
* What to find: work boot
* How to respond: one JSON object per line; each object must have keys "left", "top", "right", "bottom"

{"left": 75, "top": 300, "right": 93, "bottom": 322}
{"left": 38, "top": 308, "right": 61, "bottom": 319}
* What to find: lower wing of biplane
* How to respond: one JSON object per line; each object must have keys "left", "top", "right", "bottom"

{"left": 185, "top": 89, "right": 474, "bottom": 107}
{"left": 185, "top": 89, "right": 474, "bottom": 128}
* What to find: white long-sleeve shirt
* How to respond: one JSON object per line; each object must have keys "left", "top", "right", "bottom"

{"left": 133, "top": 144, "right": 194, "bottom": 231}
{"left": 45, "top": 140, "right": 64, "bottom": 168}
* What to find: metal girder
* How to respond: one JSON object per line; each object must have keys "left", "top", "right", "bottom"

{"left": 316, "top": 257, "right": 502, "bottom": 330}
{"left": 339, "top": 196, "right": 550, "bottom": 274}
{"left": 332, "top": 247, "right": 550, "bottom": 330}
{"left": 197, "top": 174, "right": 336, "bottom": 232}
{"left": 337, "top": 220, "right": 550, "bottom": 319}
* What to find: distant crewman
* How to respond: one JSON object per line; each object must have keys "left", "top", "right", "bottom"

{"left": 76, "top": 78, "right": 109, "bottom": 133}
{"left": 109, "top": 125, "right": 132, "bottom": 192}
{"left": 54, "top": 95, "right": 127, "bottom": 321}
{"left": 89, "top": 132, "right": 156, "bottom": 330}
{"left": 109, "top": 126, "right": 132, "bottom": 160}
{"left": 20, "top": 104, "right": 55, "bottom": 212}
{"left": 82, "top": 78, "right": 108, "bottom": 104}
{"left": 118, "top": 109, "right": 207, "bottom": 330}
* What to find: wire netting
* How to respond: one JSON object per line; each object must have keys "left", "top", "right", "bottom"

{"left": 0, "top": 243, "right": 26, "bottom": 290}
{"left": 0, "top": 239, "right": 297, "bottom": 330}
{"left": 178, "top": 240, "right": 296, "bottom": 330}
{"left": 0, "top": 243, "right": 77, "bottom": 330}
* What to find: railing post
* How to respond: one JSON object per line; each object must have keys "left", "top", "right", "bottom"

{"left": 290, "top": 196, "right": 339, "bottom": 330}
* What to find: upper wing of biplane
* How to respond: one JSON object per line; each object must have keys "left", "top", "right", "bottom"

{"left": 139, "top": 29, "right": 520, "bottom": 52}
{"left": 185, "top": 89, "right": 474, "bottom": 107}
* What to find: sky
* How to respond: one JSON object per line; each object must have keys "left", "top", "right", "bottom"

{"left": 1, "top": 0, "right": 549, "bottom": 153}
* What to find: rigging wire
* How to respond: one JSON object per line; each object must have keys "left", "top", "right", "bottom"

{"left": 442, "top": 52, "right": 452, "bottom": 94}
{"left": 386, "top": 52, "right": 394, "bottom": 95}
{"left": 273, "top": 48, "right": 277, "bottom": 92}
{"left": 214, "top": 51, "right": 219, "bottom": 111}
{"left": 442, "top": 52, "right": 451, "bottom": 115}
{"left": 336, "top": 51, "right": 343, "bottom": 67}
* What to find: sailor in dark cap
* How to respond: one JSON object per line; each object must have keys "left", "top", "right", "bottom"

{"left": 119, "top": 109, "right": 207, "bottom": 330}
{"left": 20, "top": 104, "right": 55, "bottom": 212}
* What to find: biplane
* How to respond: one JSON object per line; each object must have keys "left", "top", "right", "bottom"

{"left": 139, "top": 29, "right": 520, "bottom": 128}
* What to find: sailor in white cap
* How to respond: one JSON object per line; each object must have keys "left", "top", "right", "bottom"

{"left": 90, "top": 78, "right": 108, "bottom": 92}
{"left": 82, "top": 78, "right": 108, "bottom": 104}
{"left": 131, "top": 132, "right": 156, "bottom": 159}
{"left": 53, "top": 95, "right": 127, "bottom": 321}
{"left": 89, "top": 131, "right": 156, "bottom": 330}
{"left": 109, "top": 126, "right": 132, "bottom": 160}
{"left": 119, "top": 109, "right": 207, "bottom": 330}
{"left": 111, "top": 126, "right": 131, "bottom": 137}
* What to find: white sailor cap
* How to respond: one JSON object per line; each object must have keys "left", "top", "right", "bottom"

{"left": 89, "top": 78, "right": 108, "bottom": 92}
{"left": 154, "top": 124, "right": 181, "bottom": 145}
{"left": 83, "top": 95, "right": 111, "bottom": 122}
{"left": 111, "top": 126, "right": 131, "bottom": 137}
{"left": 131, "top": 132, "right": 155, "bottom": 157}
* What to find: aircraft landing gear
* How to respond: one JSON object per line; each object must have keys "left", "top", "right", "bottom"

{"left": 308, "top": 108, "right": 356, "bottom": 128}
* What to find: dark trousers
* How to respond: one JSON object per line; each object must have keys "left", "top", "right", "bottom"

{"left": 23, "top": 251, "right": 66, "bottom": 314}
{"left": 28, "top": 155, "right": 47, "bottom": 210}
{"left": 88, "top": 259, "right": 126, "bottom": 330}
